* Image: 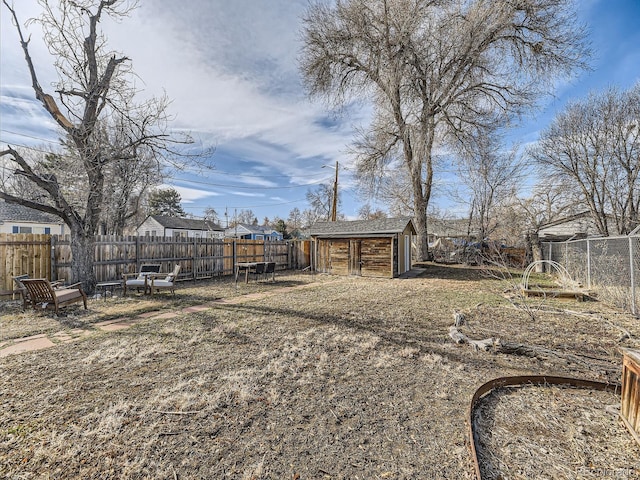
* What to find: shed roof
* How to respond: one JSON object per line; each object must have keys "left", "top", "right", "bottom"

{"left": 146, "top": 215, "right": 222, "bottom": 231}
{"left": 309, "top": 217, "right": 416, "bottom": 237}
{"left": 0, "top": 201, "right": 62, "bottom": 224}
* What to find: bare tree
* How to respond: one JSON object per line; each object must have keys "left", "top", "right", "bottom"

{"left": 1, "top": 0, "right": 196, "bottom": 290}
{"left": 358, "top": 204, "right": 387, "bottom": 220}
{"left": 229, "top": 209, "right": 257, "bottom": 227}
{"left": 300, "top": 0, "right": 589, "bottom": 260}
{"left": 529, "top": 85, "right": 640, "bottom": 235}
{"left": 286, "top": 207, "right": 303, "bottom": 237}
{"left": 492, "top": 182, "right": 579, "bottom": 269}
{"left": 305, "top": 183, "right": 339, "bottom": 222}
{"left": 203, "top": 207, "right": 220, "bottom": 225}
{"left": 456, "top": 133, "right": 524, "bottom": 242}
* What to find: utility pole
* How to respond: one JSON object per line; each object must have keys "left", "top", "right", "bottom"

{"left": 331, "top": 160, "right": 338, "bottom": 221}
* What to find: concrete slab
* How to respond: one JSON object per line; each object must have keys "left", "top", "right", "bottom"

{"left": 69, "top": 329, "right": 92, "bottom": 337}
{"left": 95, "top": 318, "right": 129, "bottom": 327}
{"left": 97, "top": 322, "right": 132, "bottom": 332}
{"left": 52, "top": 332, "right": 73, "bottom": 342}
{"left": 14, "top": 333, "right": 48, "bottom": 343}
{"left": 0, "top": 337, "right": 56, "bottom": 357}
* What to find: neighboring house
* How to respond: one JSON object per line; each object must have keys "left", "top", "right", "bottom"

{"left": 137, "top": 215, "right": 224, "bottom": 239}
{"left": 225, "top": 224, "right": 284, "bottom": 241}
{"left": 538, "top": 212, "right": 603, "bottom": 241}
{"left": 309, "top": 217, "right": 416, "bottom": 278}
{"left": 0, "top": 200, "right": 65, "bottom": 235}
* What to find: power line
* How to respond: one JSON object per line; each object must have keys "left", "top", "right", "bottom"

{"left": 0, "top": 129, "right": 62, "bottom": 145}
{"left": 0, "top": 139, "right": 56, "bottom": 154}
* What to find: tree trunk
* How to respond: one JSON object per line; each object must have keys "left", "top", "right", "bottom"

{"left": 527, "top": 232, "right": 544, "bottom": 272}
{"left": 410, "top": 124, "right": 434, "bottom": 262}
{"left": 413, "top": 198, "right": 430, "bottom": 262}
{"left": 69, "top": 226, "right": 97, "bottom": 293}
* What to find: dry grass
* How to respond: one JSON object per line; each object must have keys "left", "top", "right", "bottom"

{"left": 1, "top": 264, "right": 639, "bottom": 479}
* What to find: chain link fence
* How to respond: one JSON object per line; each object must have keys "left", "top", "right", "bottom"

{"left": 543, "top": 236, "right": 640, "bottom": 316}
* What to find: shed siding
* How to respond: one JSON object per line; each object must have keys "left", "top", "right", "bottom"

{"left": 360, "top": 238, "right": 393, "bottom": 278}
{"left": 329, "top": 239, "right": 350, "bottom": 275}
{"left": 316, "top": 237, "right": 396, "bottom": 278}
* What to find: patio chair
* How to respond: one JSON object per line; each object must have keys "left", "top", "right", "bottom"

{"left": 13, "top": 274, "right": 64, "bottom": 309}
{"left": 263, "top": 262, "right": 276, "bottom": 282}
{"left": 252, "top": 261, "right": 266, "bottom": 282}
{"left": 122, "top": 264, "right": 161, "bottom": 295}
{"left": 20, "top": 278, "right": 87, "bottom": 315}
{"left": 147, "top": 265, "right": 181, "bottom": 296}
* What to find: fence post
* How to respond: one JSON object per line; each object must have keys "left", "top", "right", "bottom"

{"left": 630, "top": 237, "right": 636, "bottom": 316}
{"left": 289, "top": 241, "right": 293, "bottom": 270}
{"left": 193, "top": 236, "right": 198, "bottom": 281}
{"left": 586, "top": 239, "right": 591, "bottom": 289}
{"left": 232, "top": 239, "right": 237, "bottom": 274}
{"left": 135, "top": 236, "right": 141, "bottom": 271}
{"left": 50, "top": 235, "right": 57, "bottom": 281}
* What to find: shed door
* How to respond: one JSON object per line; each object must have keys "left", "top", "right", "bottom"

{"left": 404, "top": 235, "right": 411, "bottom": 273}
{"left": 349, "top": 240, "right": 362, "bottom": 275}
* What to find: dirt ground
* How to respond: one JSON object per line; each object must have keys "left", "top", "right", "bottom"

{"left": 1, "top": 264, "right": 639, "bottom": 479}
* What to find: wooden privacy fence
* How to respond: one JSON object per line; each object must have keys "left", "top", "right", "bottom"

{"left": 0, "top": 233, "right": 52, "bottom": 292}
{"left": 0, "top": 234, "right": 311, "bottom": 291}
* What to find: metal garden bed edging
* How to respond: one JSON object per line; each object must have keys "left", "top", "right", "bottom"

{"left": 468, "top": 375, "right": 621, "bottom": 480}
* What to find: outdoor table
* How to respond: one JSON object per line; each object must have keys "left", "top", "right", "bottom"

{"left": 235, "top": 262, "right": 266, "bottom": 284}
{"left": 95, "top": 281, "right": 122, "bottom": 300}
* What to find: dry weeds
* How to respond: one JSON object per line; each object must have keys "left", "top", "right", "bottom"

{"left": 1, "top": 265, "right": 639, "bottom": 479}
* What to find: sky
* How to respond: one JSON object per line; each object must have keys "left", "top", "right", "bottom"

{"left": 1, "top": 0, "right": 640, "bottom": 226}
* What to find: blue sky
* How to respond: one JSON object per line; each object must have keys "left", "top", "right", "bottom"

{"left": 1, "top": 0, "right": 640, "bottom": 224}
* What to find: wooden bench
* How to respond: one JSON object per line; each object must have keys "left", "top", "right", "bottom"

{"left": 13, "top": 274, "right": 65, "bottom": 309}
{"left": 21, "top": 279, "right": 88, "bottom": 315}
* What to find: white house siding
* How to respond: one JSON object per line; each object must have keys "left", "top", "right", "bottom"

{"left": 138, "top": 217, "right": 165, "bottom": 237}
{"left": 137, "top": 217, "right": 224, "bottom": 239}
{"left": 0, "top": 221, "right": 65, "bottom": 235}
{"left": 539, "top": 217, "right": 599, "bottom": 240}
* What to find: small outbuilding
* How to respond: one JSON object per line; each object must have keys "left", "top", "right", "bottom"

{"left": 309, "top": 217, "right": 416, "bottom": 278}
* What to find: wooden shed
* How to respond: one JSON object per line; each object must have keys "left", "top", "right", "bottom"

{"left": 309, "top": 217, "right": 416, "bottom": 278}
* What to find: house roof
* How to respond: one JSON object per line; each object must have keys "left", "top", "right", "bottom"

{"left": 538, "top": 211, "right": 593, "bottom": 230}
{"left": 309, "top": 217, "right": 416, "bottom": 237}
{"left": 147, "top": 215, "right": 222, "bottom": 231}
{"left": 0, "top": 201, "right": 62, "bottom": 224}
{"left": 225, "top": 224, "right": 280, "bottom": 235}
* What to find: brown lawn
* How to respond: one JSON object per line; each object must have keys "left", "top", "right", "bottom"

{"left": 1, "top": 265, "right": 639, "bottom": 479}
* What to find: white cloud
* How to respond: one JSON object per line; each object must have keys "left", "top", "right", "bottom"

{"left": 100, "top": 0, "right": 358, "bottom": 170}
{"left": 161, "top": 184, "right": 221, "bottom": 204}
